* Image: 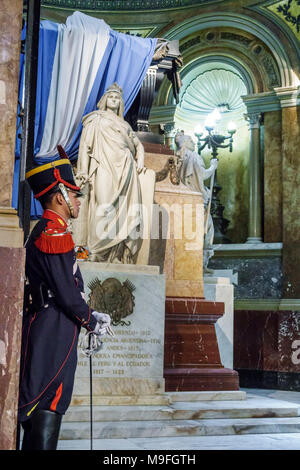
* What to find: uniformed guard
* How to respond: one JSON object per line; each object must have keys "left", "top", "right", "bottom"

{"left": 18, "top": 146, "right": 111, "bottom": 450}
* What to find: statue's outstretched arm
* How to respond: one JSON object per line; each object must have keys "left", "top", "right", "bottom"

{"left": 133, "top": 133, "right": 145, "bottom": 172}
{"left": 76, "top": 123, "right": 95, "bottom": 186}
{"left": 202, "top": 158, "right": 218, "bottom": 181}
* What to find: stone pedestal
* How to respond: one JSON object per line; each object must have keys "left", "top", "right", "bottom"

{"left": 145, "top": 150, "right": 204, "bottom": 298}
{"left": 164, "top": 297, "right": 239, "bottom": 392}
{"left": 72, "top": 262, "right": 167, "bottom": 405}
{"left": 204, "top": 271, "right": 235, "bottom": 369}
{"left": 144, "top": 146, "right": 239, "bottom": 392}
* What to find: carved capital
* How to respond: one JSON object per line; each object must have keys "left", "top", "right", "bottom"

{"left": 162, "top": 122, "right": 176, "bottom": 136}
{"left": 244, "top": 112, "right": 262, "bottom": 129}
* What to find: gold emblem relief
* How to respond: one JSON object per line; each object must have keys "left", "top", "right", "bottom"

{"left": 88, "top": 277, "right": 136, "bottom": 327}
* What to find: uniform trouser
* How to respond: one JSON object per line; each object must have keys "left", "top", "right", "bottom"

{"left": 19, "top": 410, "right": 62, "bottom": 450}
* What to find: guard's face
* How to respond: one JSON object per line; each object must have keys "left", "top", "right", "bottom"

{"left": 106, "top": 92, "right": 120, "bottom": 113}
{"left": 68, "top": 190, "right": 81, "bottom": 219}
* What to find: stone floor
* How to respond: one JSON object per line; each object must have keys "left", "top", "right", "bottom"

{"left": 57, "top": 388, "right": 300, "bottom": 450}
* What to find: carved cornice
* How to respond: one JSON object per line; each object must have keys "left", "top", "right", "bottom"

{"left": 242, "top": 91, "right": 282, "bottom": 112}
{"left": 242, "top": 86, "right": 300, "bottom": 112}
{"left": 41, "top": 0, "right": 218, "bottom": 11}
{"left": 274, "top": 85, "right": 300, "bottom": 107}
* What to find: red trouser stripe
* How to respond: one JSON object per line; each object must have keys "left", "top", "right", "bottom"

{"left": 50, "top": 382, "right": 63, "bottom": 412}
{"left": 19, "top": 324, "right": 77, "bottom": 410}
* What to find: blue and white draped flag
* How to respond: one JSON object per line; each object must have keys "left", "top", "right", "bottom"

{"left": 13, "top": 11, "right": 157, "bottom": 217}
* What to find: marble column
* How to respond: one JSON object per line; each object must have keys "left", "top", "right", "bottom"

{"left": 274, "top": 86, "right": 300, "bottom": 298}
{"left": 0, "top": 0, "right": 24, "bottom": 248}
{"left": 0, "top": 0, "right": 25, "bottom": 451}
{"left": 245, "top": 113, "right": 263, "bottom": 244}
{"left": 263, "top": 110, "right": 282, "bottom": 243}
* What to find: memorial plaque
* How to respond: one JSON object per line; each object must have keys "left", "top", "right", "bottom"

{"left": 72, "top": 262, "right": 166, "bottom": 404}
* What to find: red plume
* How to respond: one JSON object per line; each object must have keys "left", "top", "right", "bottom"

{"left": 57, "top": 145, "right": 69, "bottom": 160}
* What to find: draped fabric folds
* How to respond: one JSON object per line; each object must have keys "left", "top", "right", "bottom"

{"left": 13, "top": 11, "right": 157, "bottom": 217}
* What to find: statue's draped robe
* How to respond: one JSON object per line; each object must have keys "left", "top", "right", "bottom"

{"left": 180, "top": 148, "right": 215, "bottom": 253}
{"left": 73, "top": 110, "right": 155, "bottom": 263}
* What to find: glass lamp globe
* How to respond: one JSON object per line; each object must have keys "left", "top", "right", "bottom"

{"left": 194, "top": 124, "right": 204, "bottom": 136}
{"left": 227, "top": 121, "right": 236, "bottom": 133}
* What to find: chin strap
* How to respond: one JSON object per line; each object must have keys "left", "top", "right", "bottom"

{"left": 58, "top": 183, "right": 74, "bottom": 218}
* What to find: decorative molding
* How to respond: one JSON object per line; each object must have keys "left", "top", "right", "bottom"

{"left": 179, "top": 29, "right": 280, "bottom": 89}
{"left": 279, "top": 298, "right": 300, "bottom": 310}
{"left": 235, "top": 297, "right": 300, "bottom": 311}
{"left": 164, "top": 12, "right": 293, "bottom": 88}
{"left": 113, "top": 26, "right": 160, "bottom": 38}
{"left": 212, "top": 242, "right": 283, "bottom": 258}
{"left": 242, "top": 91, "right": 282, "bottom": 113}
{"left": 149, "top": 105, "right": 177, "bottom": 125}
{"left": 274, "top": 85, "right": 300, "bottom": 107}
{"left": 41, "top": 0, "right": 219, "bottom": 11}
{"left": 234, "top": 299, "right": 281, "bottom": 310}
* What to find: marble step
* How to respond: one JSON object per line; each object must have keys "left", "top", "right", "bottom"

{"left": 167, "top": 390, "right": 246, "bottom": 402}
{"left": 64, "top": 397, "right": 300, "bottom": 423}
{"left": 57, "top": 432, "right": 300, "bottom": 450}
{"left": 59, "top": 416, "right": 300, "bottom": 440}
{"left": 71, "top": 390, "right": 247, "bottom": 406}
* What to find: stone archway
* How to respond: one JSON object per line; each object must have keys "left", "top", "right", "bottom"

{"left": 150, "top": 12, "right": 299, "bottom": 244}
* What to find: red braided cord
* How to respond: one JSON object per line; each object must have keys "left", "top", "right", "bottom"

{"left": 34, "top": 167, "right": 80, "bottom": 199}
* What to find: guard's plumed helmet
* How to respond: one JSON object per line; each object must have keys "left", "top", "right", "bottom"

{"left": 26, "top": 145, "right": 81, "bottom": 200}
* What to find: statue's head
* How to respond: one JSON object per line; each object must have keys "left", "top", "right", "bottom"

{"left": 174, "top": 130, "right": 185, "bottom": 149}
{"left": 97, "top": 83, "right": 125, "bottom": 117}
{"left": 175, "top": 130, "right": 195, "bottom": 153}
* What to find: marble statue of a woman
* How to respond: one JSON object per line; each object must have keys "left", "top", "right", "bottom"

{"left": 73, "top": 83, "right": 155, "bottom": 264}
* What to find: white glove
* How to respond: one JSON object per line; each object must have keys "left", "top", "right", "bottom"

{"left": 92, "top": 311, "right": 111, "bottom": 325}
{"left": 92, "top": 311, "right": 113, "bottom": 337}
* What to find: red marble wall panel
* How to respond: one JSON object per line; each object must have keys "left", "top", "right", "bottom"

{"left": 0, "top": 247, "right": 25, "bottom": 450}
{"left": 234, "top": 310, "right": 300, "bottom": 373}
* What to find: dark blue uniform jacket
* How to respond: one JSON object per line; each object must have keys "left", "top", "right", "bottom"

{"left": 18, "top": 209, "right": 97, "bottom": 422}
